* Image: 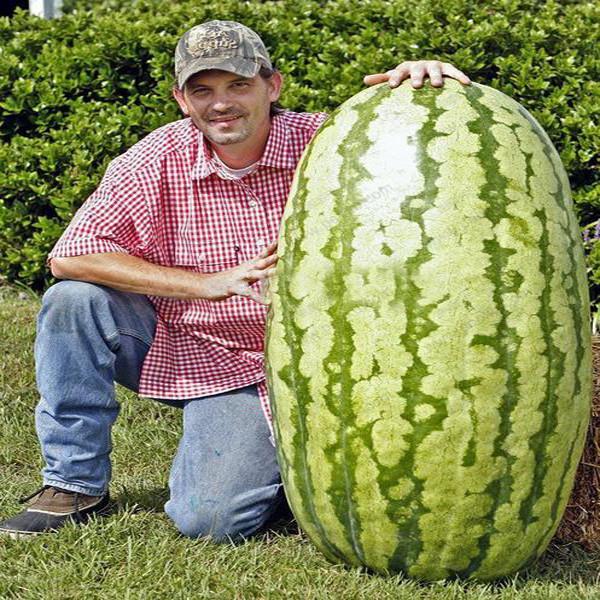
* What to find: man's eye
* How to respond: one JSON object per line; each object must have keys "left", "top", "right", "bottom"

{"left": 233, "top": 82, "right": 249, "bottom": 88}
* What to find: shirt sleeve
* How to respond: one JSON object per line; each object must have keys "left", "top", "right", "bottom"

{"left": 47, "top": 160, "right": 152, "bottom": 268}
{"left": 315, "top": 112, "right": 329, "bottom": 125}
{"left": 303, "top": 111, "right": 329, "bottom": 138}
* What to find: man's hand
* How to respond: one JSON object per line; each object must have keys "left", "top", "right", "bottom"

{"left": 364, "top": 60, "right": 471, "bottom": 89}
{"left": 208, "top": 241, "right": 278, "bottom": 306}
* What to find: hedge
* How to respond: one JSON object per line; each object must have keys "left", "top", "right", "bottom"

{"left": 0, "top": 0, "right": 598, "bottom": 322}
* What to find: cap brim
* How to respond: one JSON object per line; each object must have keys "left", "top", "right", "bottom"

{"left": 177, "top": 57, "right": 261, "bottom": 88}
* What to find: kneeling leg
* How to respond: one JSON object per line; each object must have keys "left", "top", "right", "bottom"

{"left": 164, "top": 384, "right": 282, "bottom": 542}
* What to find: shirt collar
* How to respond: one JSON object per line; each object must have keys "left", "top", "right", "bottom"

{"left": 192, "top": 131, "right": 219, "bottom": 180}
{"left": 191, "top": 113, "right": 296, "bottom": 180}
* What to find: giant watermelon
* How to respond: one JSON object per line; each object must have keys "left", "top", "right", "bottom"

{"left": 265, "top": 78, "right": 592, "bottom": 581}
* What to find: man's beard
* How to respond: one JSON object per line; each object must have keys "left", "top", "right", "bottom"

{"left": 201, "top": 112, "right": 250, "bottom": 145}
{"left": 203, "top": 126, "right": 250, "bottom": 145}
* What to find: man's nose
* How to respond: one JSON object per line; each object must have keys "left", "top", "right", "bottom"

{"left": 211, "top": 93, "right": 235, "bottom": 112}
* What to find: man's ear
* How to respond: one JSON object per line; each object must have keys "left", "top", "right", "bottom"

{"left": 172, "top": 86, "right": 189, "bottom": 116}
{"left": 268, "top": 71, "right": 283, "bottom": 103}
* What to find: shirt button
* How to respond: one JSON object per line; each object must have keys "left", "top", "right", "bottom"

{"left": 198, "top": 252, "right": 205, "bottom": 261}
{"left": 256, "top": 239, "right": 265, "bottom": 248}
{"left": 248, "top": 200, "right": 257, "bottom": 208}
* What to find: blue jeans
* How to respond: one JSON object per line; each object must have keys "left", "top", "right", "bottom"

{"left": 34, "top": 280, "right": 283, "bottom": 541}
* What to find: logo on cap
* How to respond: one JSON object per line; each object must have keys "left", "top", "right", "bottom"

{"left": 187, "top": 28, "right": 239, "bottom": 57}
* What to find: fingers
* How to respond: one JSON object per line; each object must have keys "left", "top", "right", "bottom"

{"left": 228, "top": 242, "right": 279, "bottom": 304}
{"left": 407, "top": 63, "right": 427, "bottom": 89}
{"left": 253, "top": 253, "right": 278, "bottom": 270}
{"left": 256, "top": 240, "right": 277, "bottom": 259}
{"left": 426, "top": 63, "right": 444, "bottom": 88}
{"left": 237, "top": 284, "right": 266, "bottom": 305}
{"left": 364, "top": 66, "right": 411, "bottom": 87}
{"left": 261, "top": 266, "right": 277, "bottom": 279}
{"left": 251, "top": 241, "right": 279, "bottom": 270}
{"left": 388, "top": 65, "right": 411, "bottom": 88}
{"left": 235, "top": 275, "right": 275, "bottom": 306}
{"left": 250, "top": 294, "right": 270, "bottom": 306}
{"left": 363, "top": 73, "right": 389, "bottom": 86}
{"left": 364, "top": 61, "right": 471, "bottom": 89}
{"left": 440, "top": 62, "right": 471, "bottom": 85}
{"left": 246, "top": 266, "right": 277, "bottom": 284}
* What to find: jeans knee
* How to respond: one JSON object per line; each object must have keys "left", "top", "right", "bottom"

{"left": 170, "top": 502, "right": 234, "bottom": 542}
{"left": 42, "top": 280, "right": 107, "bottom": 310}
{"left": 166, "top": 484, "right": 282, "bottom": 542}
{"left": 170, "top": 501, "right": 255, "bottom": 542}
{"left": 39, "top": 280, "right": 113, "bottom": 337}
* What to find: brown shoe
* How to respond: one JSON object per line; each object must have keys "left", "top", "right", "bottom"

{"left": 0, "top": 485, "right": 110, "bottom": 538}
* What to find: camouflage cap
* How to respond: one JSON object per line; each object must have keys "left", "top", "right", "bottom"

{"left": 175, "top": 20, "right": 273, "bottom": 88}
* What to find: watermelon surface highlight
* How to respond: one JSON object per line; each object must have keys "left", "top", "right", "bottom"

{"left": 265, "top": 79, "right": 592, "bottom": 581}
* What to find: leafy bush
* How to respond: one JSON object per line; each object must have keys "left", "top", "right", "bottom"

{"left": 0, "top": 0, "right": 598, "bottom": 321}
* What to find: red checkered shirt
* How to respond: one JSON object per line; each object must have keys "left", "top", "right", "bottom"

{"left": 47, "top": 110, "right": 328, "bottom": 427}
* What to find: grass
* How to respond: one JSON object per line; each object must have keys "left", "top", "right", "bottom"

{"left": 1, "top": 283, "right": 600, "bottom": 599}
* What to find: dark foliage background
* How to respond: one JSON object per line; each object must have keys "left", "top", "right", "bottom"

{"left": 0, "top": 0, "right": 598, "bottom": 321}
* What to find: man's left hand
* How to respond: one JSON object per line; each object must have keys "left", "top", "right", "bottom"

{"left": 364, "top": 60, "right": 471, "bottom": 89}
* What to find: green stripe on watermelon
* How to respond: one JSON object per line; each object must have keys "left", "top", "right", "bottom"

{"left": 407, "top": 82, "right": 510, "bottom": 579}
{"left": 515, "top": 100, "right": 590, "bottom": 561}
{"left": 381, "top": 82, "right": 450, "bottom": 573}
{"left": 267, "top": 87, "right": 383, "bottom": 564}
{"left": 473, "top": 90, "right": 591, "bottom": 577}
{"left": 331, "top": 84, "right": 432, "bottom": 570}
{"left": 459, "top": 85, "right": 556, "bottom": 578}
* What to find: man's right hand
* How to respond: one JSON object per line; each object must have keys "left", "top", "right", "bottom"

{"left": 207, "top": 241, "right": 278, "bottom": 305}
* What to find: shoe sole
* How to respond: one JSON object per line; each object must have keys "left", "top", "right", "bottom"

{"left": 0, "top": 528, "right": 46, "bottom": 539}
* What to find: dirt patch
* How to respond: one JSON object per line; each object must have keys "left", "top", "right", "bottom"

{"left": 555, "top": 336, "right": 600, "bottom": 549}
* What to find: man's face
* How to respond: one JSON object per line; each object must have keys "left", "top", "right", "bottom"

{"left": 173, "top": 69, "right": 282, "bottom": 147}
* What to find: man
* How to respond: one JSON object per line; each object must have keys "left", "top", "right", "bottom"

{"left": 0, "top": 20, "right": 470, "bottom": 539}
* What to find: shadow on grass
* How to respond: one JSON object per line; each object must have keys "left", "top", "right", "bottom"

{"left": 111, "top": 485, "right": 169, "bottom": 513}
{"left": 516, "top": 541, "right": 600, "bottom": 586}
{"left": 108, "top": 486, "right": 300, "bottom": 538}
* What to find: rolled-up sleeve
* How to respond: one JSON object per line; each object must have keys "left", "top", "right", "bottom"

{"left": 47, "top": 160, "right": 152, "bottom": 267}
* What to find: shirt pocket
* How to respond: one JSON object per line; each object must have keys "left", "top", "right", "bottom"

{"left": 161, "top": 240, "right": 240, "bottom": 327}
{"left": 173, "top": 240, "right": 240, "bottom": 274}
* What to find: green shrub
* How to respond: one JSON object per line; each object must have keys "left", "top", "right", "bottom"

{"left": 0, "top": 0, "right": 598, "bottom": 322}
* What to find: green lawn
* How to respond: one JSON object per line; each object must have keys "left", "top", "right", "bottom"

{"left": 1, "top": 283, "right": 599, "bottom": 599}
